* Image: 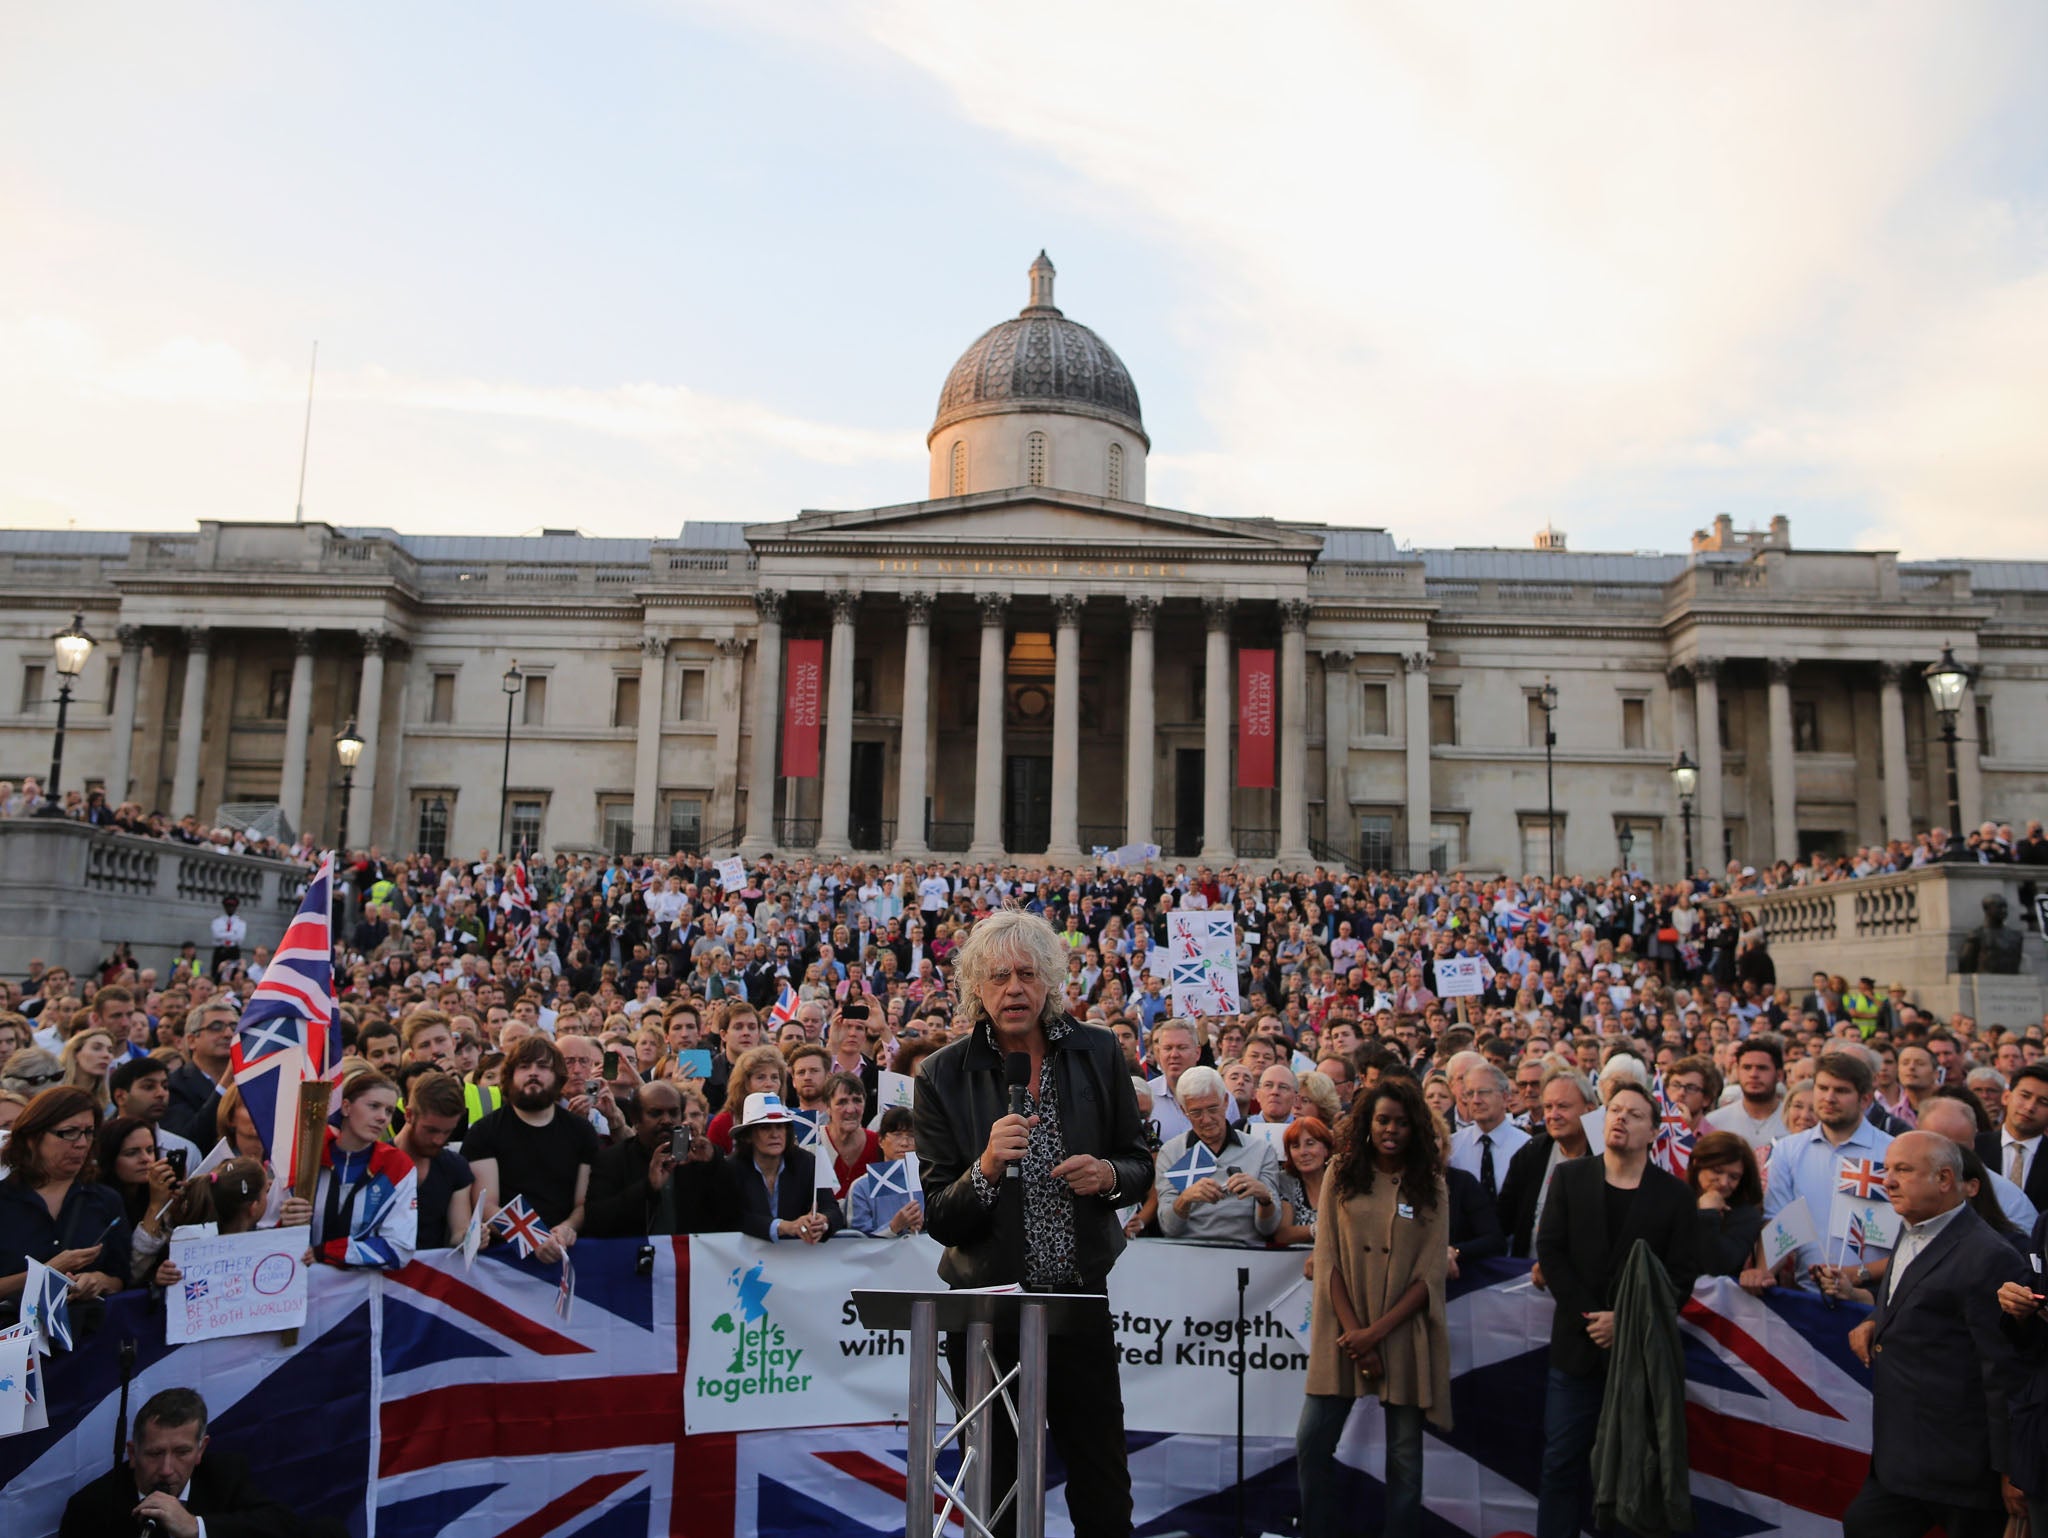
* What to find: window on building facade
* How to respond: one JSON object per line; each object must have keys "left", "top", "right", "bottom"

{"left": 1622, "top": 696, "right": 1647, "bottom": 750}
{"left": 1793, "top": 699, "right": 1821, "bottom": 753}
{"left": 1615, "top": 817, "right": 1657, "bottom": 878}
{"left": 19, "top": 663, "right": 44, "bottom": 714}
{"left": 415, "top": 796, "right": 451, "bottom": 859}
{"left": 1519, "top": 817, "right": 1558, "bottom": 878}
{"left": 103, "top": 661, "right": 118, "bottom": 715}
{"left": 1429, "top": 692, "right": 1457, "bottom": 746}
{"left": 1358, "top": 681, "right": 1388, "bottom": 736}
{"left": 265, "top": 669, "right": 291, "bottom": 720}
{"left": 613, "top": 676, "right": 640, "bottom": 729}
{"left": 1357, "top": 813, "right": 1394, "bottom": 870}
{"left": 1427, "top": 819, "right": 1465, "bottom": 873}
{"left": 1026, "top": 432, "right": 1048, "bottom": 487}
{"left": 1718, "top": 695, "right": 1745, "bottom": 753}
{"left": 510, "top": 798, "right": 545, "bottom": 854}
{"left": 1107, "top": 442, "right": 1124, "bottom": 499}
{"left": 428, "top": 672, "right": 456, "bottom": 724}
{"left": 668, "top": 796, "right": 704, "bottom": 854}
{"left": 599, "top": 798, "right": 633, "bottom": 857}
{"left": 950, "top": 441, "right": 967, "bottom": 495}
{"left": 678, "top": 668, "right": 707, "bottom": 721}
{"left": 522, "top": 674, "right": 548, "bottom": 727}
{"left": 1525, "top": 694, "right": 1548, "bottom": 749}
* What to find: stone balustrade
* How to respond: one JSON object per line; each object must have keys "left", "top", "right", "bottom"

{"left": 0, "top": 819, "right": 306, "bottom": 978}
{"left": 1727, "top": 863, "right": 2047, "bottom": 1028}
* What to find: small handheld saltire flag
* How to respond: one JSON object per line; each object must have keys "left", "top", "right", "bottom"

{"left": 489, "top": 1195, "right": 553, "bottom": 1259}
{"left": 1162, "top": 1140, "right": 1219, "bottom": 1195}
{"left": 768, "top": 984, "right": 800, "bottom": 1028}
{"left": 232, "top": 853, "right": 339, "bottom": 1175}
{"left": 797, "top": 1115, "right": 837, "bottom": 1191}
{"left": 22, "top": 1259, "right": 71, "bottom": 1355}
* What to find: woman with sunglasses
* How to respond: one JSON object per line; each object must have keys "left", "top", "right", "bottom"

{"left": 2, "top": 1047, "right": 65, "bottom": 1101}
{"left": 0, "top": 1086, "right": 130, "bottom": 1315}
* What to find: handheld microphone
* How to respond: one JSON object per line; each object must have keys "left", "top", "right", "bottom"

{"left": 1004, "top": 1052, "right": 1031, "bottom": 1181}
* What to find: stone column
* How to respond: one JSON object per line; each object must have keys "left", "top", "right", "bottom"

{"left": 1044, "top": 593, "right": 1086, "bottom": 864}
{"left": 1957, "top": 676, "right": 1985, "bottom": 832}
{"left": 1877, "top": 661, "right": 1911, "bottom": 844}
{"left": 1200, "top": 598, "right": 1235, "bottom": 864}
{"left": 710, "top": 637, "right": 748, "bottom": 840}
{"left": 1403, "top": 650, "right": 1432, "bottom": 871}
{"left": 1693, "top": 658, "right": 1726, "bottom": 873}
{"left": 1767, "top": 657, "right": 1798, "bottom": 862}
{"left": 1321, "top": 649, "right": 1354, "bottom": 861}
{"left": 349, "top": 632, "right": 388, "bottom": 848}
{"left": 632, "top": 635, "right": 668, "bottom": 852}
{"left": 277, "top": 629, "right": 317, "bottom": 833}
{"left": 742, "top": 590, "right": 783, "bottom": 854}
{"left": 1124, "top": 596, "right": 1157, "bottom": 848}
{"left": 968, "top": 593, "right": 1009, "bottom": 859}
{"left": 106, "top": 626, "right": 143, "bottom": 803}
{"left": 1277, "top": 600, "right": 1312, "bottom": 867}
{"left": 894, "top": 593, "right": 933, "bottom": 855}
{"left": 170, "top": 628, "right": 211, "bottom": 818}
{"left": 816, "top": 590, "right": 860, "bottom": 855}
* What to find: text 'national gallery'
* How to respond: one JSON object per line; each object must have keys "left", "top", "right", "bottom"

{"left": 4, "top": 255, "right": 2044, "bottom": 875}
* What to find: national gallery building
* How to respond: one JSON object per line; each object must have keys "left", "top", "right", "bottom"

{"left": 4, "top": 255, "right": 2045, "bottom": 876}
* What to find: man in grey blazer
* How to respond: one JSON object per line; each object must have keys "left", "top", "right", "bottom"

{"left": 1845, "top": 1131, "right": 2030, "bottom": 1538}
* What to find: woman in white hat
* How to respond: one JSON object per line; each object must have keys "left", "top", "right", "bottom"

{"left": 725, "top": 1091, "right": 843, "bottom": 1244}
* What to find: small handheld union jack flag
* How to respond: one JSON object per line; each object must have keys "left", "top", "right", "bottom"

{"left": 1837, "top": 1157, "right": 1885, "bottom": 1201}
{"left": 1847, "top": 1211, "right": 1868, "bottom": 1260}
{"left": 489, "top": 1195, "right": 553, "bottom": 1259}
{"left": 1652, "top": 1097, "right": 1695, "bottom": 1178}
{"left": 768, "top": 983, "right": 800, "bottom": 1028}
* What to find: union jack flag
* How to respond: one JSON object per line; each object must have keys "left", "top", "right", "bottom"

{"left": 1652, "top": 1097, "right": 1696, "bottom": 1178}
{"left": 500, "top": 858, "right": 539, "bottom": 960}
{"left": 1847, "top": 1211, "right": 1868, "bottom": 1260}
{"left": 768, "top": 984, "right": 799, "bottom": 1028}
{"left": 1837, "top": 1157, "right": 1885, "bottom": 1201}
{"left": 230, "top": 852, "right": 340, "bottom": 1173}
{"left": 490, "top": 1194, "right": 553, "bottom": 1258}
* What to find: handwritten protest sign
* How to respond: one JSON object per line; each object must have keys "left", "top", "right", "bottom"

{"left": 166, "top": 1226, "right": 311, "bottom": 1344}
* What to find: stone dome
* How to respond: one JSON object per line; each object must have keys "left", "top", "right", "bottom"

{"left": 929, "top": 253, "right": 1147, "bottom": 445}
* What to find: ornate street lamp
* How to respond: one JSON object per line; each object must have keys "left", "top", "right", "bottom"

{"left": 499, "top": 660, "right": 522, "bottom": 854}
{"left": 1617, "top": 821, "right": 1635, "bottom": 871}
{"left": 1671, "top": 750, "right": 1699, "bottom": 877}
{"left": 1924, "top": 645, "right": 1976, "bottom": 854}
{"left": 335, "top": 719, "right": 364, "bottom": 849}
{"left": 1539, "top": 678, "right": 1559, "bottom": 882}
{"left": 45, "top": 612, "right": 94, "bottom": 807}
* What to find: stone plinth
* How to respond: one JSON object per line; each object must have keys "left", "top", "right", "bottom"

{"left": 0, "top": 819, "right": 303, "bottom": 978}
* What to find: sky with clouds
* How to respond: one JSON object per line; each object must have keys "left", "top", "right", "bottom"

{"left": 2, "top": 2, "right": 2044, "bottom": 558}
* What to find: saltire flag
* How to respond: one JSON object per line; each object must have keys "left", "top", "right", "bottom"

{"left": 1162, "top": 1139, "right": 1220, "bottom": 1195}
{"left": 1836, "top": 1157, "right": 1885, "bottom": 1201}
{"left": 795, "top": 1115, "right": 837, "bottom": 1192}
{"left": 768, "top": 985, "right": 799, "bottom": 1028}
{"left": 229, "top": 852, "right": 340, "bottom": 1177}
{"left": 20, "top": 1258, "right": 71, "bottom": 1355}
{"left": 490, "top": 1195, "right": 554, "bottom": 1259}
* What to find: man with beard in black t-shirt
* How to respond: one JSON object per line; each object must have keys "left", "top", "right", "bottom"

{"left": 464, "top": 1034, "right": 599, "bottom": 1262}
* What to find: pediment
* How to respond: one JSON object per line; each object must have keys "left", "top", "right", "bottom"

{"left": 747, "top": 489, "right": 1323, "bottom": 555}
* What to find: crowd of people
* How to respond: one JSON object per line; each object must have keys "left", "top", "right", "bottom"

{"left": 0, "top": 773, "right": 316, "bottom": 861}
{"left": 5, "top": 838, "right": 2048, "bottom": 1538}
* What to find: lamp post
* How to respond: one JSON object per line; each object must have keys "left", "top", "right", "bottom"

{"left": 334, "top": 719, "right": 364, "bottom": 851}
{"left": 1671, "top": 750, "right": 1699, "bottom": 879}
{"left": 45, "top": 612, "right": 95, "bottom": 807}
{"left": 1923, "top": 645, "right": 1976, "bottom": 856}
{"left": 1539, "top": 678, "right": 1559, "bottom": 882}
{"left": 1617, "top": 820, "right": 1635, "bottom": 873}
{"left": 499, "top": 660, "right": 521, "bottom": 856}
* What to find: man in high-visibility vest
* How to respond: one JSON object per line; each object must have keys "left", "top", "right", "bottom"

{"left": 1844, "top": 976, "right": 1882, "bottom": 1039}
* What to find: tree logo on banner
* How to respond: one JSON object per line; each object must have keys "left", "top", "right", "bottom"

{"left": 702, "top": 1261, "right": 814, "bottom": 1403}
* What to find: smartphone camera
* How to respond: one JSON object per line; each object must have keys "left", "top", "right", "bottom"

{"left": 602, "top": 1049, "right": 621, "bottom": 1080}
{"left": 164, "top": 1148, "right": 188, "bottom": 1180}
{"left": 670, "top": 1126, "right": 693, "bottom": 1162}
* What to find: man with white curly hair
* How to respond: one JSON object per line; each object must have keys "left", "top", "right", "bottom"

{"left": 1153, "top": 1063, "right": 1281, "bottom": 1247}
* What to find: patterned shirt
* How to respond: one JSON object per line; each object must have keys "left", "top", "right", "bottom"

{"left": 967, "top": 1016, "right": 1082, "bottom": 1290}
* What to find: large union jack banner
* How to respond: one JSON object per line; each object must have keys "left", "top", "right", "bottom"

{"left": 0, "top": 1248, "right": 1871, "bottom": 1538}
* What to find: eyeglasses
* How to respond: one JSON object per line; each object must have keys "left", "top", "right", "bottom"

{"left": 47, "top": 1125, "right": 94, "bottom": 1144}
{"left": 984, "top": 968, "right": 1039, "bottom": 986}
{"left": 14, "top": 1071, "right": 63, "bottom": 1087}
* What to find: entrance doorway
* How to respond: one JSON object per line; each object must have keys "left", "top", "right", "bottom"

{"left": 1173, "top": 748, "right": 1204, "bottom": 858}
{"left": 1004, "top": 755, "right": 1052, "bottom": 853}
{"left": 850, "top": 740, "right": 886, "bottom": 849}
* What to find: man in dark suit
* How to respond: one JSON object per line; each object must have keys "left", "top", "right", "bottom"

{"left": 62, "top": 1387, "right": 299, "bottom": 1538}
{"left": 1978, "top": 1065, "right": 2048, "bottom": 1214}
{"left": 1845, "top": 1131, "right": 2029, "bottom": 1538}
{"left": 1498, "top": 1067, "right": 1597, "bottom": 1256}
{"left": 1534, "top": 1081, "right": 1698, "bottom": 1538}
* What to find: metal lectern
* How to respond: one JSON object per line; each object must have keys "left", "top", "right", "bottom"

{"left": 850, "top": 1287, "right": 1105, "bottom": 1538}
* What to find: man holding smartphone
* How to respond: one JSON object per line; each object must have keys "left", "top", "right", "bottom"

{"left": 586, "top": 1082, "right": 734, "bottom": 1236}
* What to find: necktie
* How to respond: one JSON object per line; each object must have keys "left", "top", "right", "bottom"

{"left": 2011, "top": 1142, "right": 2027, "bottom": 1188}
{"left": 1480, "top": 1134, "right": 1497, "bottom": 1202}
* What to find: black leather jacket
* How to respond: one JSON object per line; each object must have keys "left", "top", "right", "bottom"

{"left": 914, "top": 1015, "right": 1155, "bottom": 1290}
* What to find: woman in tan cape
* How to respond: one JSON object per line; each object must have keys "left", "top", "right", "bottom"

{"left": 1294, "top": 1075, "right": 1453, "bottom": 1538}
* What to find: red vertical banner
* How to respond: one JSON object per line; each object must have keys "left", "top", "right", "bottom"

{"left": 781, "top": 639, "right": 823, "bottom": 778}
{"left": 1238, "top": 648, "right": 1275, "bottom": 788}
